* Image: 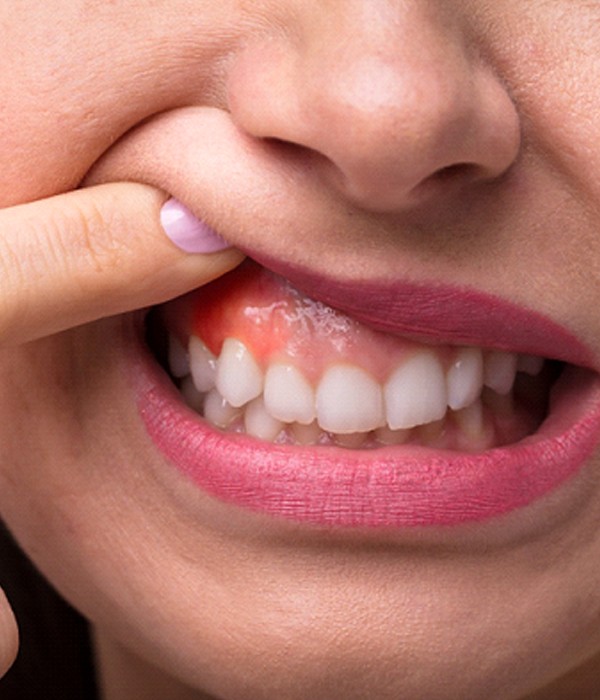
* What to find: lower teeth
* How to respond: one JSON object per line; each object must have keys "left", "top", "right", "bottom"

{"left": 171, "top": 373, "right": 544, "bottom": 451}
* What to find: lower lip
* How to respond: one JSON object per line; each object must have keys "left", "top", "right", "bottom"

{"left": 129, "top": 319, "right": 600, "bottom": 528}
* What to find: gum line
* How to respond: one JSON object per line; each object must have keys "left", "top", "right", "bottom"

{"left": 167, "top": 333, "right": 546, "bottom": 451}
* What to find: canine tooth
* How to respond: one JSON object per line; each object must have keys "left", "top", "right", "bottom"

{"left": 216, "top": 338, "right": 263, "bottom": 408}
{"left": 316, "top": 365, "right": 384, "bottom": 434}
{"left": 168, "top": 335, "right": 190, "bottom": 378}
{"left": 264, "top": 363, "right": 315, "bottom": 425}
{"left": 180, "top": 376, "right": 204, "bottom": 413}
{"left": 375, "top": 426, "right": 411, "bottom": 445}
{"left": 384, "top": 352, "right": 447, "bottom": 430}
{"left": 204, "top": 388, "right": 242, "bottom": 428}
{"left": 244, "top": 397, "right": 284, "bottom": 441}
{"left": 446, "top": 347, "right": 484, "bottom": 411}
{"left": 189, "top": 336, "right": 217, "bottom": 392}
{"left": 291, "top": 421, "right": 321, "bottom": 445}
{"left": 484, "top": 351, "right": 518, "bottom": 395}
{"left": 517, "top": 354, "right": 544, "bottom": 376}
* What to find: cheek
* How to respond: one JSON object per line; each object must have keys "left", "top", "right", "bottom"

{"left": 0, "top": 3, "right": 231, "bottom": 206}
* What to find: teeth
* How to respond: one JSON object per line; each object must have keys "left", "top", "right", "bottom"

{"left": 517, "top": 354, "right": 544, "bottom": 376}
{"left": 244, "top": 396, "right": 284, "bottom": 441}
{"left": 291, "top": 421, "right": 321, "bottom": 445}
{"left": 168, "top": 336, "right": 190, "bottom": 378}
{"left": 384, "top": 351, "right": 447, "bottom": 430}
{"left": 453, "top": 400, "right": 494, "bottom": 452}
{"left": 180, "top": 376, "right": 205, "bottom": 412}
{"left": 203, "top": 388, "right": 242, "bottom": 428}
{"left": 189, "top": 336, "right": 217, "bottom": 392}
{"left": 453, "top": 399, "right": 484, "bottom": 437}
{"left": 374, "top": 426, "right": 411, "bottom": 445}
{"left": 316, "top": 365, "right": 384, "bottom": 433}
{"left": 446, "top": 347, "right": 484, "bottom": 411}
{"left": 484, "top": 350, "right": 518, "bottom": 395}
{"left": 215, "top": 338, "right": 263, "bottom": 408}
{"left": 482, "top": 386, "right": 513, "bottom": 415}
{"left": 417, "top": 418, "right": 448, "bottom": 449}
{"left": 264, "top": 363, "right": 316, "bottom": 425}
{"left": 173, "top": 332, "right": 544, "bottom": 450}
{"left": 334, "top": 432, "right": 369, "bottom": 449}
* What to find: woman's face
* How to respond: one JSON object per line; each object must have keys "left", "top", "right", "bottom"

{"left": 2, "top": 1, "right": 600, "bottom": 698}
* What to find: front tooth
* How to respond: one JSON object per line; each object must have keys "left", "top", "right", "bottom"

{"left": 264, "top": 363, "right": 316, "bottom": 425}
{"left": 316, "top": 365, "right": 384, "bottom": 434}
{"left": 189, "top": 336, "right": 217, "bottom": 392}
{"left": 215, "top": 338, "right": 263, "bottom": 408}
{"left": 168, "top": 335, "right": 190, "bottom": 378}
{"left": 484, "top": 351, "right": 518, "bottom": 395}
{"left": 446, "top": 347, "right": 484, "bottom": 411}
{"left": 384, "top": 351, "right": 447, "bottom": 430}
{"left": 204, "top": 388, "right": 242, "bottom": 428}
{"left": 244, "top": 397, "right": 284, "bottom": 441}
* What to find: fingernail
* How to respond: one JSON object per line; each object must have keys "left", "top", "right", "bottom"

{"left": 160, "top": 197, "right": 230, "bottom": 253}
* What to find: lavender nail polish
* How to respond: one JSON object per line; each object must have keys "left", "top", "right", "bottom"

{"left": 160, "top": 198, "right": 230, "bottom": 253}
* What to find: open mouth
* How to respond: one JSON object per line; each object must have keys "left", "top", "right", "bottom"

{"left": 149, "top": 261, "right": 557, "bottom": 453}
{"left": 136, "top": 260, "right": 600, "bottom": 528}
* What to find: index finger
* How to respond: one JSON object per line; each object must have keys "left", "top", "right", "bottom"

{"left": 0, "top": 183, "right": 244, "bottom": 346}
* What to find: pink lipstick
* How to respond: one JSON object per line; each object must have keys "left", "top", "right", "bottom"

{"left": 247, "top": 254, "right": 595, "bottom": 367}
{"left": 129, "top": 260, "right": 600, "bottom": 529}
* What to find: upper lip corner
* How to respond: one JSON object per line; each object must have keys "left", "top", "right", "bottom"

{"left": 243, "top": 252, "right": 595, "bottom": 369}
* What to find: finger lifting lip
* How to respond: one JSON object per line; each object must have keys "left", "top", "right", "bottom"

{"left": 127, "top": 272, "right": 600, "bottom": 529}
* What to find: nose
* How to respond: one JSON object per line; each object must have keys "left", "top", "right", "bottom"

{"left": 227, "top": 2, "right": 520, "bottom": 212}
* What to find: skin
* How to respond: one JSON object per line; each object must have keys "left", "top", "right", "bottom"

{"left": 1, "top": 0, "right": 600, "bottom": 698}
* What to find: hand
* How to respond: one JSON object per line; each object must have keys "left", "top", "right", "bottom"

{"left": 0, "top": 182, "right": 244, "bottom": 346}
{"left": 0, "top": 181, "right": 243, "bottom": 674}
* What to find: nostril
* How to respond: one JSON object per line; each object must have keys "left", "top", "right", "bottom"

{"left": 410, "top": 162, "right": 487, "bottom": 201}
{"left": 431, "top": 163, "right": 477, "bottom": 182}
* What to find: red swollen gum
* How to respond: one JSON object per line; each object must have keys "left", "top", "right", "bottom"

{"left": 161, "top": 260, "right": 456, "bottom": 382}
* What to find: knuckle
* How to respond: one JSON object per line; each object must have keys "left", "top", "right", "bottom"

{"left": 0, "top": 193, "right": 133, "bottom": 341}
{"left": 51, "top": 197, "right": 127, "bottom": 278}
{"left": 32, "top": 192, "right": 137, "bottom": 294}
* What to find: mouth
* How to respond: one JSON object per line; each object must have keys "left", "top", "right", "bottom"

{"left": 134, "top": 259, "right": 600, "bottom": 529}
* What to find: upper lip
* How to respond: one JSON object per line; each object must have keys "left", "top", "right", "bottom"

{"left": 246, "top": 252, "right": 594, "bottom": 368}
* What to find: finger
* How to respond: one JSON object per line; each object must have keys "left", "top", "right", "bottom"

{"left": 0, "top": 588, "right": 18, "bottom": 678}
{"left": 0, "top": 184, "right": 244, "bottom": 346}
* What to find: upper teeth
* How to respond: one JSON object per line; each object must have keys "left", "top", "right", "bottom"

{"left": 169, "top": 333, "right": 544, "bottom": 440}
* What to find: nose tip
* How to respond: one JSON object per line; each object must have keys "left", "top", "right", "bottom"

{"left": 227, "top": 8, "right": 520, "bottom": 212}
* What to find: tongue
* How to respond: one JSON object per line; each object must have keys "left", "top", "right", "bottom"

{"left": 160, "top": 260, "right": 443, "bottom": 383}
